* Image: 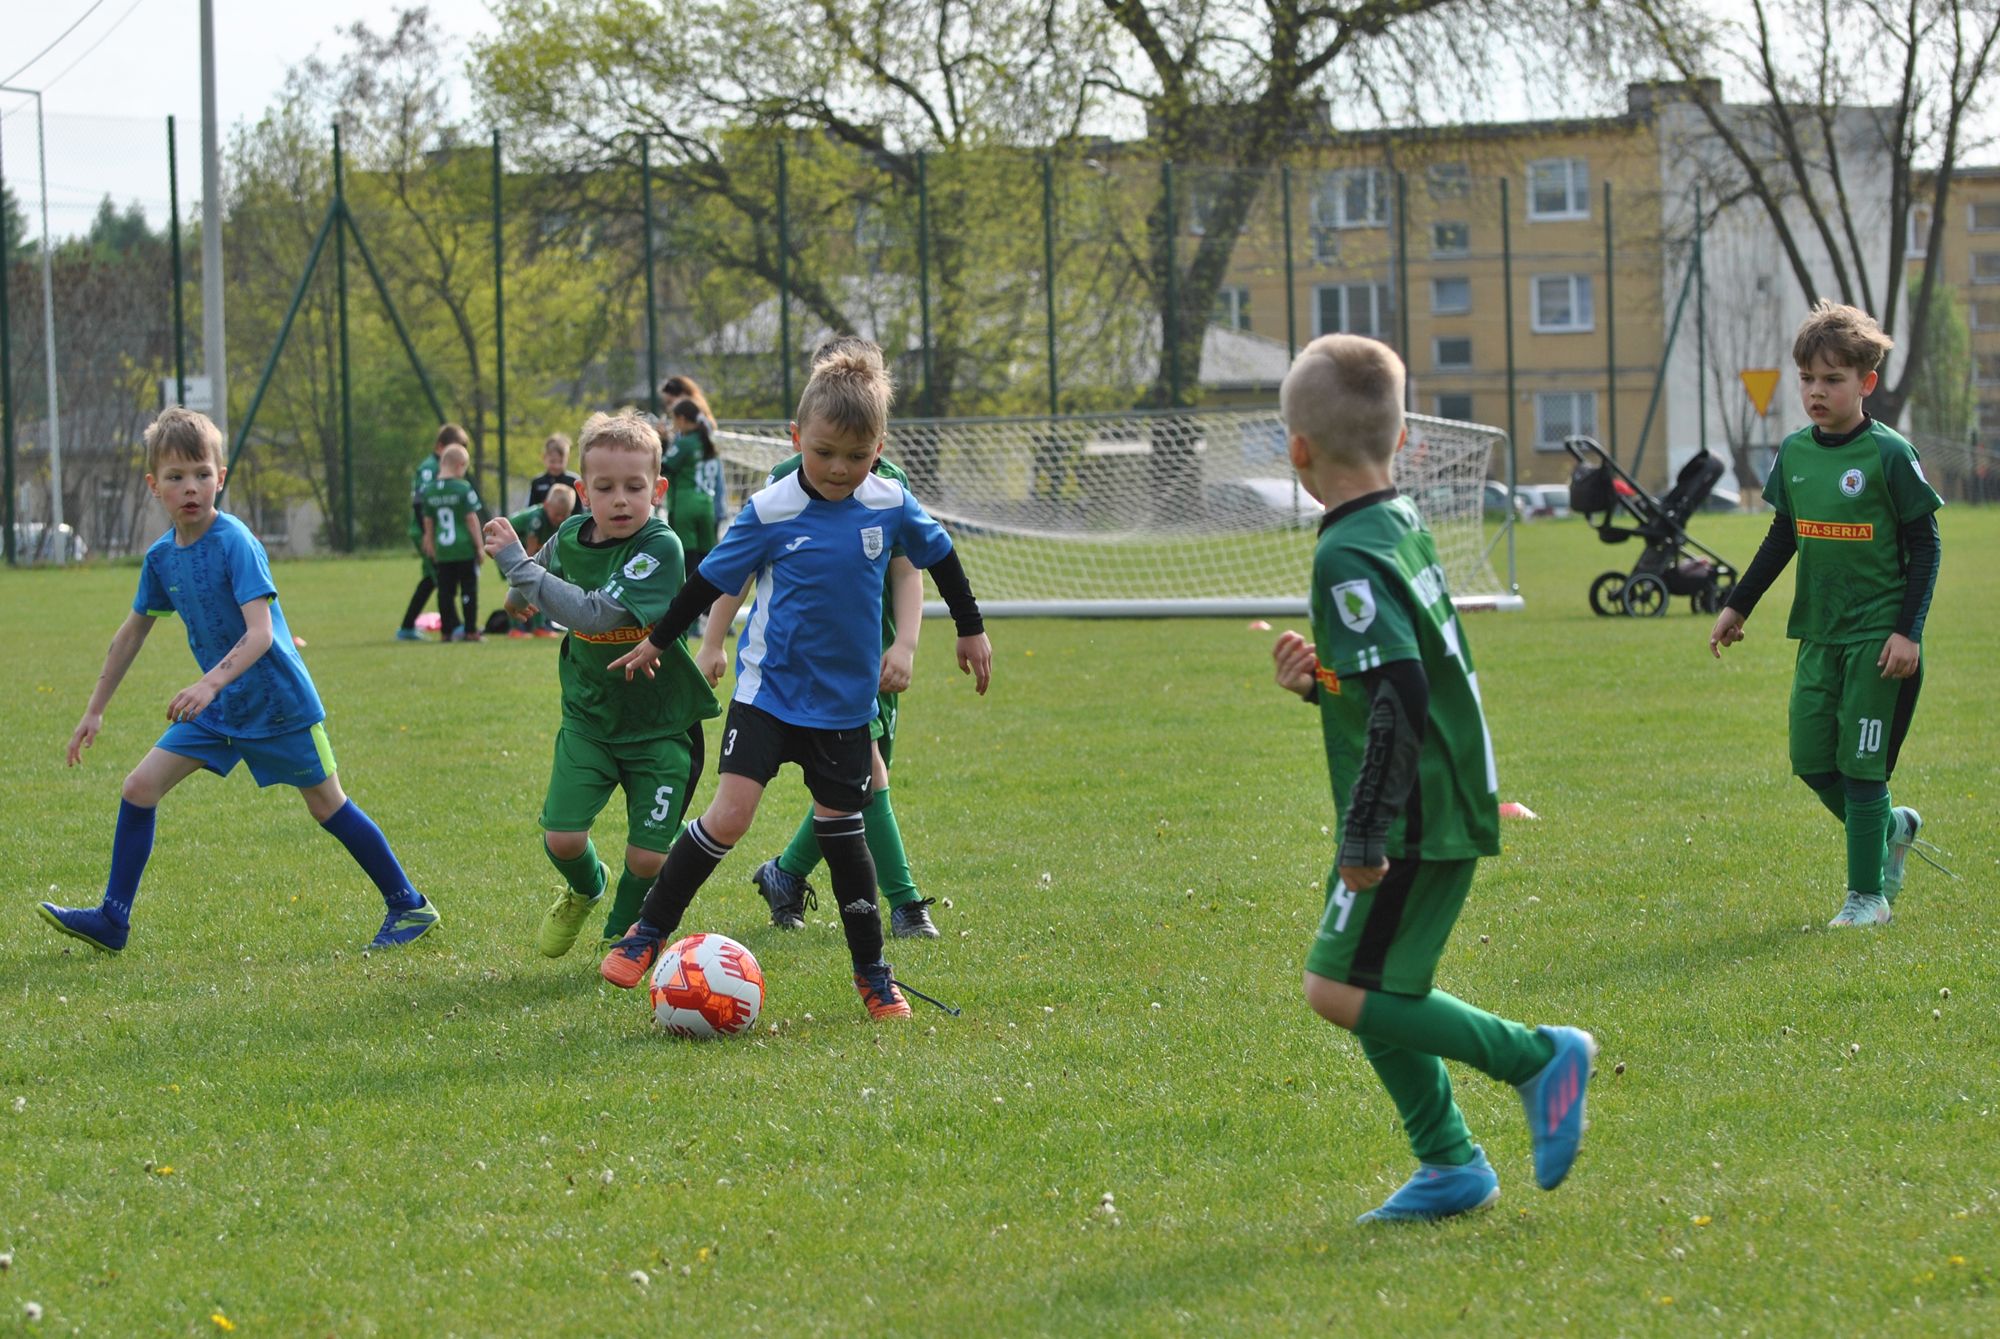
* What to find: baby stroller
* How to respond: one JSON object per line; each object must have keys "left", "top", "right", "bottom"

{"left": 1565, "top": 436, "right": 1738, "bottom": 617}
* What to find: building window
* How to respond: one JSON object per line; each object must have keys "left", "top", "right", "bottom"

{"left": 1977, "top": 352, "right": 2000, "bottom": 384}
{"left": 1213, "top": 285, "right": 1252, "bottom": 331}
{"left": 1974, "top": 252, "right": 2000, "bottom": 284}
{"left": 1972, "top": 201, "right": 2000, "bottom": 232}
{"left": 1435, "top": 393, "right": 1475, "bottom": 422}
{"left": 1434, "top": 336, "right": 1474, "bottom": 369}
{"left": 1980, "top": 399, "right": 2000, "bottom": 434}
{"left": 1431, "top": 276, "right": 1472, "bottom": 315}
{"left": 1432, "top": 221, "right": 1470, "bottom": 256}
{"left": 1532, "top": 274, "right": 1595, "bottom": 332}
{"left": 1535, "top": 391, "right": 1597, "bottom": 450}
{"left": 1908, "top": 204, "right": 1932, "bottom": 258}
{"left": 1972, "top": 297, "right": 2000, "bottom": 330}
{"left": 1314, "top": 282, "right": 1392, "bottom": 339}
{"left": 1427, "top": 162, "right": 1470, "bottom": 199}
{"left": 1527, "top": 157, "right": 1590, "bottom": 220}
{"left": 1312, "top": 168, "right": 1388, "bottom": 234}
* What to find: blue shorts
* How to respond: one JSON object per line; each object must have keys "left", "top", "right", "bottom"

{"left": 156, "top": 719, "right": 337, "bottom": 788}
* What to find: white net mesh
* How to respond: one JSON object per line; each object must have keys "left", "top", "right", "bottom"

{"left": 714, "top": 409, "right": 1516, "bottom": 615}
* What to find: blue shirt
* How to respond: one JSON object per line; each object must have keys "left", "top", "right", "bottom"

{"left": 702, "top": 471, "right": 954, "bottom": 729}
{"left": 133, "top": 512, "right": 324, "bottom": 738}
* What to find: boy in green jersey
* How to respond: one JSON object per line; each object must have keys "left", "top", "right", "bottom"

{"left": 1273, "top": 334, "right": 1595, "bottom": 1224}
{"left": 420, "top": 443, "right": 486, "bottom": 642}
{"left": 503, "top": 483, "right": 575, "bottom": 637}
{"left": 1710, "top": 302, "right": 1944, "bottom": 928}
{"left": 397, "top": 423, "right": 467, "bottom": 640}
{"left": 484, "top": 410, "right": 720, "bottom": 956}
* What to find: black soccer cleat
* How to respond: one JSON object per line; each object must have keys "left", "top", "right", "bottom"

{"left": 751, "top": 858, "right": 816, "bottom": 930}
{"left": 889, "top": 897, "right": 941, "bottom": 940}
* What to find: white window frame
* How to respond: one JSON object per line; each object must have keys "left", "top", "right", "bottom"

{"left": 1426, "top": 162, "right": 1470, "bottom": 200}
{"left": 1434, "top": 393, "right": 1475, "bottom": 422}
{"left": 1907, "top": 204, "right": 1932, "bottom": 258}
{"left": 1433, "top": 336, "right": 1474, "bottom": 370}
{"left": 1527, "top": 157, "right": 1590, "bottom": 221}
{"left": 1431, "top": 276, "right": 1472, "bottom": 315}
{"left": 1214, "top": 285, "right": 1252, "bottom": 331}
{"left": 1314, "top": 282, "right": 1392, "bottom": 339}
{"left": 1972, "top": 296, "right": 2000, "bottom": 330}
{"left": 1311, "top": 168, "right": 1388, "bottom": 232}
{"left": 1534, "top": 390, "right": 1597, "bottom": 451}
{"left": 1973, "top": 252, "right": 2000, "bottom": 284}
{"left": 1532, "top": 273, "right": 1595, "bottom": 332}
{"left": 1971, "top": 201, "right": 2000, "bottom": 233}
{"left": 1977, "top": 352, "right": 2000, "bottom": 385}
{"left": 1431, "top": 221, "right": 1470, "bottom": 256}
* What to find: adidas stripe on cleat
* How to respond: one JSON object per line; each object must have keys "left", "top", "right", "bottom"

{"left": 1516, "top": 1025, "right": 1596, "bottom": 1191}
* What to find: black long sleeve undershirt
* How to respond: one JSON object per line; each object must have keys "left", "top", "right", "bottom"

{"left": 1334, "top": 658, "right": 1430, "bottom": 870}
{"left": 1723, "top": 512, "right": 1797, "bottom": 618}
{"left": 924, "top": 548, "right": 984, "bottom": 636}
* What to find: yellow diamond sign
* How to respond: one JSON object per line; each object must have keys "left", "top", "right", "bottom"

{"left": 1740, "top": 368, "right": 1782, "bottom": 416}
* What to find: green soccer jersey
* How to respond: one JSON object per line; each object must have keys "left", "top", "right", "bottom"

{"left": 1310, "top": 492, "right": 1499, "bottom": 861}
{"left": 407, "top": 452, "right": 441, "bottom": 539}
{"left": 544, "top": 514, "right": 719, "bottom": 742}
{"left": 1761, "top": 420, "right": 1943, "bottom": 644}
{"left": 420, "top": 477, "right": 482, "bottom": 561}
{"left": 661, "top": 431, "right": 705, "bottom": 527}
{"left": 766, "top": 454, "right": 910, "bottom": 651}
{"left": 509, "top": 504, "right": 557, "bottom": 548}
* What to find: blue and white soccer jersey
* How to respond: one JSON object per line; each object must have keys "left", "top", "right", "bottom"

{"left": 699, "top": 471, "right": 954, "bottom": 729}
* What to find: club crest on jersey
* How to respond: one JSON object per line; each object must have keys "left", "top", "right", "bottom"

{"left": 622, "top": 552, "right": 661, "bottom": 581}
{"left": 860, "top": 525, "right": 884, "bottom": 559}
{"left": 1331, "top": 579, "right": 1376, "bottom": 633}
{"left": 1839, "top": 468, "right": 1865, "bottom": 497}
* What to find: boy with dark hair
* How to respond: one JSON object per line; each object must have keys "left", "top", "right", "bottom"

{"left": 1709, "top": 300, "right": 1945, "bottom": 927}
{"left": 397, "top": 423, "right": 468, "bottom": 640}
{"left": 421, "top": 443, "right": 485, "bottom": 642}
{"left": 1273, "top": 333, "right": 1593, "bottom": 1223}
{"left": 527, "top": 433, "right": 581, "bottom": 509}
{"left": 41, "top": 408, "right": 438, "bottom": 953}
{"left": 484, "top": 411, "right": 719, "bottom": 958}
{"left": 599, "top": 341, "right": 992, "bottom": 1020}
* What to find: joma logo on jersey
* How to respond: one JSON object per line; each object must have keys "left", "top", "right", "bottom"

{"left": 1797, "top": 518, "right": 1874, "bottom": 541}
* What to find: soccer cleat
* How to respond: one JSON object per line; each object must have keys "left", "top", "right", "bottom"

{"left": 1828, "top": 890, "right": 1892, "bottom": 929}
{"left": 889, "top": 897, "right": 941, "bottom": 939}
{"left": 854, "top": 961, "right": 913, "bottom": 1020}
{"left": 369, "top": 896, "right": 440, "bottom": 950}
{"left": 537, "top": 888, "right": 602, "bottom": 959}
{"left": 1355, "top": 1146, "right": 1500, "bottom": 1224}
{"left": 600, "top": 922, "right": 665, "bottom": 989}
{"left": 37, "top": 902, "right": 129, "bottom": 953}
{"left": 1516, "top": 1025, "right": 1597, "bottom": 1191}
{"left": 1883, "top": 807, "right": 1921, "bottom": 903}
{"left": 394, "top": 626, "right": 424, "bottom": 642}
{"left": 508, "top": 628, "right": 530, "bottom": 639}
{"left": 752, "top": 859, "right": 816, "bottom": 930}
{"left": 461, "top": 630, "right": 484, "bottom": 643}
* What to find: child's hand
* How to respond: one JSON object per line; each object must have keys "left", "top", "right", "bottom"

{"left": 880, "top": 644, "right": 914, "bottom": 694}
{"left": 67, "top": 712, "right": 103, "bottom": 766}
{"left": 1708, "top": 607, "right": 1746, "bottom": 658}
{"left": 482, "top": 516, "right": 518, "bottom": 557}
{"left": 609, "top": 639, "right": 663, "bottom": 681}
{"left": 165, "top": 680, "right": 217, "bottom": 724}
{"left": 421, "top": 534, "right": 436, "bottom": 559}
{"left": 1338, "top": 860, "right": 1388, "bottom": 891}
{"left": 955, "top": 633, "right": 993, "bottom": 695}
{"left": 1272, "top": 629, "right": 1320, "bottom": 698}
{"left": 1878, "top": 632, "right": 1920, "bottom": 679}
{"left": 694, "top": 642, "right": 728, "bottom": 687}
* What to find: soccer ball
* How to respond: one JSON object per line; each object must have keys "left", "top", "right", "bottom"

{"left": 649, "top": 933, "right": 764, "bottom": 1038}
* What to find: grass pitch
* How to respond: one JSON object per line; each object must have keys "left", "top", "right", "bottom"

{"left": 2, "top": 510, "right": 1995, "bottom": 1334}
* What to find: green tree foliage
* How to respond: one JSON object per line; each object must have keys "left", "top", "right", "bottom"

{"left": 1908, "top": 274, "right": 1974, "bottom": 443}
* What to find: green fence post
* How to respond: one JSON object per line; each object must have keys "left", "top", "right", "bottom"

{"left": 168, "top": 116, "right": 187, "bottom": 405}
{"left": 1603, "top": 179, "right": 1616, "bottom": 461}
{"left": 334, "top": 123, "right": 355, "bottom": 552}
{"left": 1162, "top": 160, "right": 1180, "bottom": 407}
{"left": 492, "top": 128, "right": 507, "bottom": 512}
{"left": 641, "top": 134, "right": 658, "bottom": 415}
{"left": 226, "top": 204, "right": 338, "bottom": 476}
{"left": 1281, "top": 165, "right": 1296, "bottom": 359}
{"left": 1042, "top": 153, "right": 1059, "bottom": 416}
{"left": 916, "top": 152, "right": 934, "bottom": 417}
{"left": 776, "top": 139, "right": 793, "bottom": 412}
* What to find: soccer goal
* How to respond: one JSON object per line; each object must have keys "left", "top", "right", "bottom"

{"left": 714, "top": 408, "right": 1520, "bottom": 616}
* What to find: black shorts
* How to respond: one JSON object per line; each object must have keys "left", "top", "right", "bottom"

{"left": 716, "top": 701, "right": 873, "bottom": 813}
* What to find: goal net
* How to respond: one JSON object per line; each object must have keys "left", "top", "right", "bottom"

{"left": 713, "top": 408, "right": 1518, "bottom": 616}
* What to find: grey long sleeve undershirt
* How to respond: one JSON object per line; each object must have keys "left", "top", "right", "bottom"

{"left": 493, "top": 541, "right": 635, "bottom": 635}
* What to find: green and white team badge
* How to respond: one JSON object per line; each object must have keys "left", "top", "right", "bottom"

{"left": 623, "top": 552, "right": 661, "bottom": 581}
{"left": 1332, "top": 579, "right": 1377, "bottom": 633}
{"left": 1840, "top": 468, "right": 1865, "bottom": 497}
{"left": 860, "top": 526, "right": 884, "bottom": 559}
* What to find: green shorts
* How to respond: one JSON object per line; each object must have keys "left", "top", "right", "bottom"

{"left": 539, "top": 728, "right": 694, "bottom": 853}
{"left": 871, "top": 690, "right": 899, "bottom": 763}
{"left": 1304, "top": 857, "right": 1476, "bottom": 996}
{"left": 1789, "top": 639, "right": 1923, "bottom": 782}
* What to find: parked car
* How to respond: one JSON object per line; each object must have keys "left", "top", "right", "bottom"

{"left": 10, "top": 522, "right": 88, "bottom": 563}
{"left": 1700, "top": 487, "right": 1742, "bottom": 513}
{"left": 1482, "top": 480, "right": 1528, "bottom": 520}
{"left": 1517, "top": 483, "right": 1572, "bottom": 518}
{"left": 1202, "top": 477, "right": 1321, "bottom": 529}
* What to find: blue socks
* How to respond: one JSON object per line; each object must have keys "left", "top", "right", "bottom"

{"left": 321, "top": 800, "right": 422, "bottom": 911}
{"left": 101, "top": 799, "right": 157, "bottom": 926}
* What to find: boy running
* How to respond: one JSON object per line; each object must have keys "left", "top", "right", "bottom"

{"left": 1273, "top": 335, "right": 1593, "bottom": 1223}
{"left": 1709, "top": 301, "right": 1944, "bottom": 927}
{"left": 40, "top": 408, "right": 438, "bottom": 953}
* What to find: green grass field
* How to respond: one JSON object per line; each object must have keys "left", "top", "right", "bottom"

{"left": 3, "top": 511, "right": 1995, "bottom": 1334}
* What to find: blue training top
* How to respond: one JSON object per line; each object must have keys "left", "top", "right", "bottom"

{"left": 701, "top": 471, "right": 953, "bottom": 729}
{"left": 133, "top": 512, "right": 324, "bottom": 738}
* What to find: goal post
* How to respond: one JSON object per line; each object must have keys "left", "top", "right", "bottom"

{"left": 713, "top": 408, "right": 1520, "bottom": 616}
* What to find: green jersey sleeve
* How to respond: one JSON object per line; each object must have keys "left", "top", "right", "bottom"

{"left": 1761, "top": 443, "right": 1791, "bottom": 515}
{"left": 1312, "top": 545, "right": 1419, "bottom": 677}
{"left": 1886, "top": 439, "right": 1944, "bottom": 523}
{"left": 602, "top": 525, "right": 688, "bottom": 627}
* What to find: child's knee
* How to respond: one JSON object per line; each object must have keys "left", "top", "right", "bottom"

{"left": 1303, "top": 971, "right": 1364, "bottom": 1030}
{"left": 120, "top": 769, "right": 161, "bottom": 806}
{"left": 543, "top": 830, "right": 589, "bottom": 861}
{"left": 625, "top": 846, "right": 665, "bottom": 878}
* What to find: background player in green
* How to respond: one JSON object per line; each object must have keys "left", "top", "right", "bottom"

{"left": 1710, "top": 301, "right": 1946, "bottom": 928}
{"left": 396, "top": 423, "right": 467, "bottom": 640}
{"left": 1270, "top": 333, "right": 1595, "bottom": 1224}
{"left": 503, "top": 483, "right": 575, "bottom": 637}
{"left": 659, "top": 398, "right": 717, "bottom": 583}
{"left": 420, "top": 443, "right": 485, "bottom": 642}
{"left": 484, "top": 410, "right": 719, "bottom": 957}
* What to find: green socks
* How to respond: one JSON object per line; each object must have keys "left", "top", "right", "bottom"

{"left": 601, "top": 865, "right": 656, "bottom": 941}
{"left": 1360, "top": 1036, "right": 1475, "bottom": 1166}
{"left": 1356, "top": 988, "right": 1555, "bottom": 1089}
{"left": 778, "top": 789, "right": 921, "bottom": 910}
{"left": 544, "top": 839, "right": 607, "bottom": 901}
{"left": 1805, "top": 774, "right": 1893, "bottom": 895}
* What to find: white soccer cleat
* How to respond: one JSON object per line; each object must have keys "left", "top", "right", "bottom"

{"left": 1828, "top": 891, "right": 1891, "bottom": 929}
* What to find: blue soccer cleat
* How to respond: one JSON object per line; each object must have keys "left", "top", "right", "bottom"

{"left": 369, "top": 896, "right": 440, "bottom": 949}
{"left": 1516, "top": 1025, "right": 1597, "bottom": 1190}
{"left": 37, "top": 902, "right": 129, "bottom": 953}
{"left": 1356, "top": 1145, "right": 1500, "bottom": 1224}
{"left": 394, "top": 627, "right": 424, "bottom": 642}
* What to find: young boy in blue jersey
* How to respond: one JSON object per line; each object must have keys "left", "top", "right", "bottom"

{"left": 598, "top": 342, "right": 992, "bottom": 1019}
{"left": 39, "top": 408, "right": 439, "bottom": 954}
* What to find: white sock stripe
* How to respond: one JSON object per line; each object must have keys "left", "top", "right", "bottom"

{"left": 813, "top": 814, "right": 866, "bottom": 839}
{"left": 686, "top": 819, "right": 733, "bottom": 859}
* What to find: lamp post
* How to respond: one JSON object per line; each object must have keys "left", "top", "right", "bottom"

{"left": 0, "top": 83, "right": 63, "bottom": 559}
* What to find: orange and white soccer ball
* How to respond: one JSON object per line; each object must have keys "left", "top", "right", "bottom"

{"left": 649, "top": 933, "right": 764, "bottom": 1038}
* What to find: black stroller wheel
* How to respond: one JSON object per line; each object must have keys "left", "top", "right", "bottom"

{"left": 1621, "top": 573, "right": 1669, "bottom": 617}
{"left": 1589, "top": 571, "right": 1627, "bottom": 617}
